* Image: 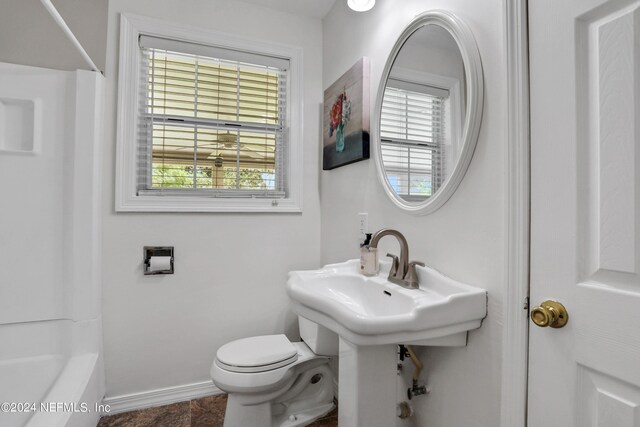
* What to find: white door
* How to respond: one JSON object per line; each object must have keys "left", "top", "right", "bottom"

{"left": 528, "top": 0, "right": 640, "bottom": 425}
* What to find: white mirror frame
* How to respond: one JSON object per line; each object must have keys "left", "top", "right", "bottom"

{"left": 373, "top": 10, "right": 484, "bottom": 215}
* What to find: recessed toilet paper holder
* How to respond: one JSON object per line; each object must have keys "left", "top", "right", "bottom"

{"left": 143, "top": 246, "right": 174, "bottom": 275}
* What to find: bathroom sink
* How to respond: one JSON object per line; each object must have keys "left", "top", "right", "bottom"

{"left": 287, "top": 260, "right": 487, "bottom": 346}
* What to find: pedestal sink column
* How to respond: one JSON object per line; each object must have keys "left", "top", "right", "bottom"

{"left": 338, "top": 337, "right": 398, "bottom": 426}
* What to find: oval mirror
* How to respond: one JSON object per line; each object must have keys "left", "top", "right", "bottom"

{"left": 374, "top": 11, "right": 483, "bottom": 215}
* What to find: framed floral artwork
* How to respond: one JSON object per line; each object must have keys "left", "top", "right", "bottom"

{"left": 323, "top": 57, "right": 370, "bottom": 170}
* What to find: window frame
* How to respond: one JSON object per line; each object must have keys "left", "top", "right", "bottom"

{"left": 380, "top": 83, "right": 448, "bottom": 200}
{"left": 381, "top": 67, "right": 463, "bottom": 202}
{"left": 389, "top": 66, "right": 463, "bottom": 166}
{"left": 115, "top": 13, "right": 304, "bottom": 212}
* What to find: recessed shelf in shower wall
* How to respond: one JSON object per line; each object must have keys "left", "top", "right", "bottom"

{"left": 0, "top": 97, "right": 41, "bottom": 154}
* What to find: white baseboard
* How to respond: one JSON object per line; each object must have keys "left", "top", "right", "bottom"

{"left": 102, "top": 380, "right": 223, "bottom": 415}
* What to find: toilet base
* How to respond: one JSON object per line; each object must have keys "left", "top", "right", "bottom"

{"left": 224, "top": 397, "right": 334, "bottom": 427}
{"left": 222, "top": 363, "right": 334, "bottom": 427}
{"left": 273, "top": 401, "right": 334, "bottom": 427}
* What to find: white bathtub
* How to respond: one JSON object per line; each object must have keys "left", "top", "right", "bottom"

{"left": 0, "top": 320, "right": 105, "bottom": 427}
{"left": 0, "top": 64, "right": 105, "bottom": 427}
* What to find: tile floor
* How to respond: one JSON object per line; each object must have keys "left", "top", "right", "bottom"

{"left": 97, "top": 394, "right": 338, "bottom": 427}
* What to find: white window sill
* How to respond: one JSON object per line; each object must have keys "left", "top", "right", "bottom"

{"left": 116, "top": 194, "right": 302, "bottom": 213}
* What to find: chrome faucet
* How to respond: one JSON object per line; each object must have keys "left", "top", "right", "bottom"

{"left": 369, "top": 228, "right": 424, "bottom": 289}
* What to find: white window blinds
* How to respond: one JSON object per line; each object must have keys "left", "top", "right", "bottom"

{"left": 380, "top": 82, "right": 447, "bottom": 201}
{"left": 137, "top": 35, "right": 289, "bottom": 197}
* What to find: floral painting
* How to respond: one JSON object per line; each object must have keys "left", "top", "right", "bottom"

{"left": 323, "top": 58, "right": 370, "bottom": 170}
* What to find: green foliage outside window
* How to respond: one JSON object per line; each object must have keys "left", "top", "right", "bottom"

{"left": 152, "top": 164, "right": 271, "bottom": 190}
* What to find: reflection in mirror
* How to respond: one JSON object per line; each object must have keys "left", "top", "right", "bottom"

{"left": 380, "top": 25, "right": 465, "bottom": 203}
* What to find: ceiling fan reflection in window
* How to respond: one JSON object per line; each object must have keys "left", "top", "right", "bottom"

{"left": 202, "top": 131, "right": 276, "bottom": 169}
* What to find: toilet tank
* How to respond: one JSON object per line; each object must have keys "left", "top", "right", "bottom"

{"left": 298, "top": 316, "right": 338, "bottom": 356}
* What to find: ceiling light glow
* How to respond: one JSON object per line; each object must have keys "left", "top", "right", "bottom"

{"left": 347, "top": 0, "right": 375, "bottom": 12}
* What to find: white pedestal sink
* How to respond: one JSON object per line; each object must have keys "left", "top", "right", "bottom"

{"left": 286, "top": 259, "right": 487, "bottom": 426}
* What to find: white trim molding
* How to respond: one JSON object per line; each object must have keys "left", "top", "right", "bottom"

{"left": 102, "top": 380, "right": 222, "bottom": 415}
{"left": 115, "top": 13, "right": 304, "bottom": 213}
{"left": 500, "top": 0, "right": 530, "bottom": 426}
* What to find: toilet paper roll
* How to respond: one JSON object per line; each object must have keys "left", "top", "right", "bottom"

{"left": 149, "top": 256, "right": 172, "bottom": 272}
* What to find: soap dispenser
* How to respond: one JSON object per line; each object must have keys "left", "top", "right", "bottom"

{"left": 360, "top": 233, "right": 378, "bottom": 276}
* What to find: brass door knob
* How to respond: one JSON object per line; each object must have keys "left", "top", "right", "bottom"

{"left": 530, "top": 300, "right": 568, "bottom": 328}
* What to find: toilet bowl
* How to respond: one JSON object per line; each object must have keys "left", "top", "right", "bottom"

{"left": 210, "top": 317, "right": 338, "bottom": 427}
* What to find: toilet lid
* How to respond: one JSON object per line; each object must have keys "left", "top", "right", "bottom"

{"left": 216, "top": 335, "right": 298, "bottom": 373}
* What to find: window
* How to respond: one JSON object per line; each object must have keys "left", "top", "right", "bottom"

{"left": 138, "top": 36, "right": 287, "bottom": 196}
{"left": 380, "top": 80, "right": 449, "bottom": 202}
{"left": 116, "top": 14, "right": 303, "bottom": 212}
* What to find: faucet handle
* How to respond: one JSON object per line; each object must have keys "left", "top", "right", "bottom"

{"left": 386, "top": 253, "right": 399, "bottom": 276}
{"left": 404, "top": 261, "right": 425, "bottom": 289}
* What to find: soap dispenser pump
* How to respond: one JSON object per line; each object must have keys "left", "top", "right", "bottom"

{"left": 360, "top": 233, "right": 378, "bottom": 276}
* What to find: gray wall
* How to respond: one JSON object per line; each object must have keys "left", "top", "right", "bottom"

{"left": 0, "top": 0, "right": 107, "bottom": 72}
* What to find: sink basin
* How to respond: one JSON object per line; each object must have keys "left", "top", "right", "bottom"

{"left": 287, "top": 259, "right": 487, "bottom": 346}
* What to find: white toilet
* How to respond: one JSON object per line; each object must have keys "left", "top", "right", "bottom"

{"left": 210, "top": 317, "right": 338, "bottom": 427}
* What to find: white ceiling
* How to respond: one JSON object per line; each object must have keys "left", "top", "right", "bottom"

{"left": 238, "top": 0, "right": 338, "bottom": 19}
